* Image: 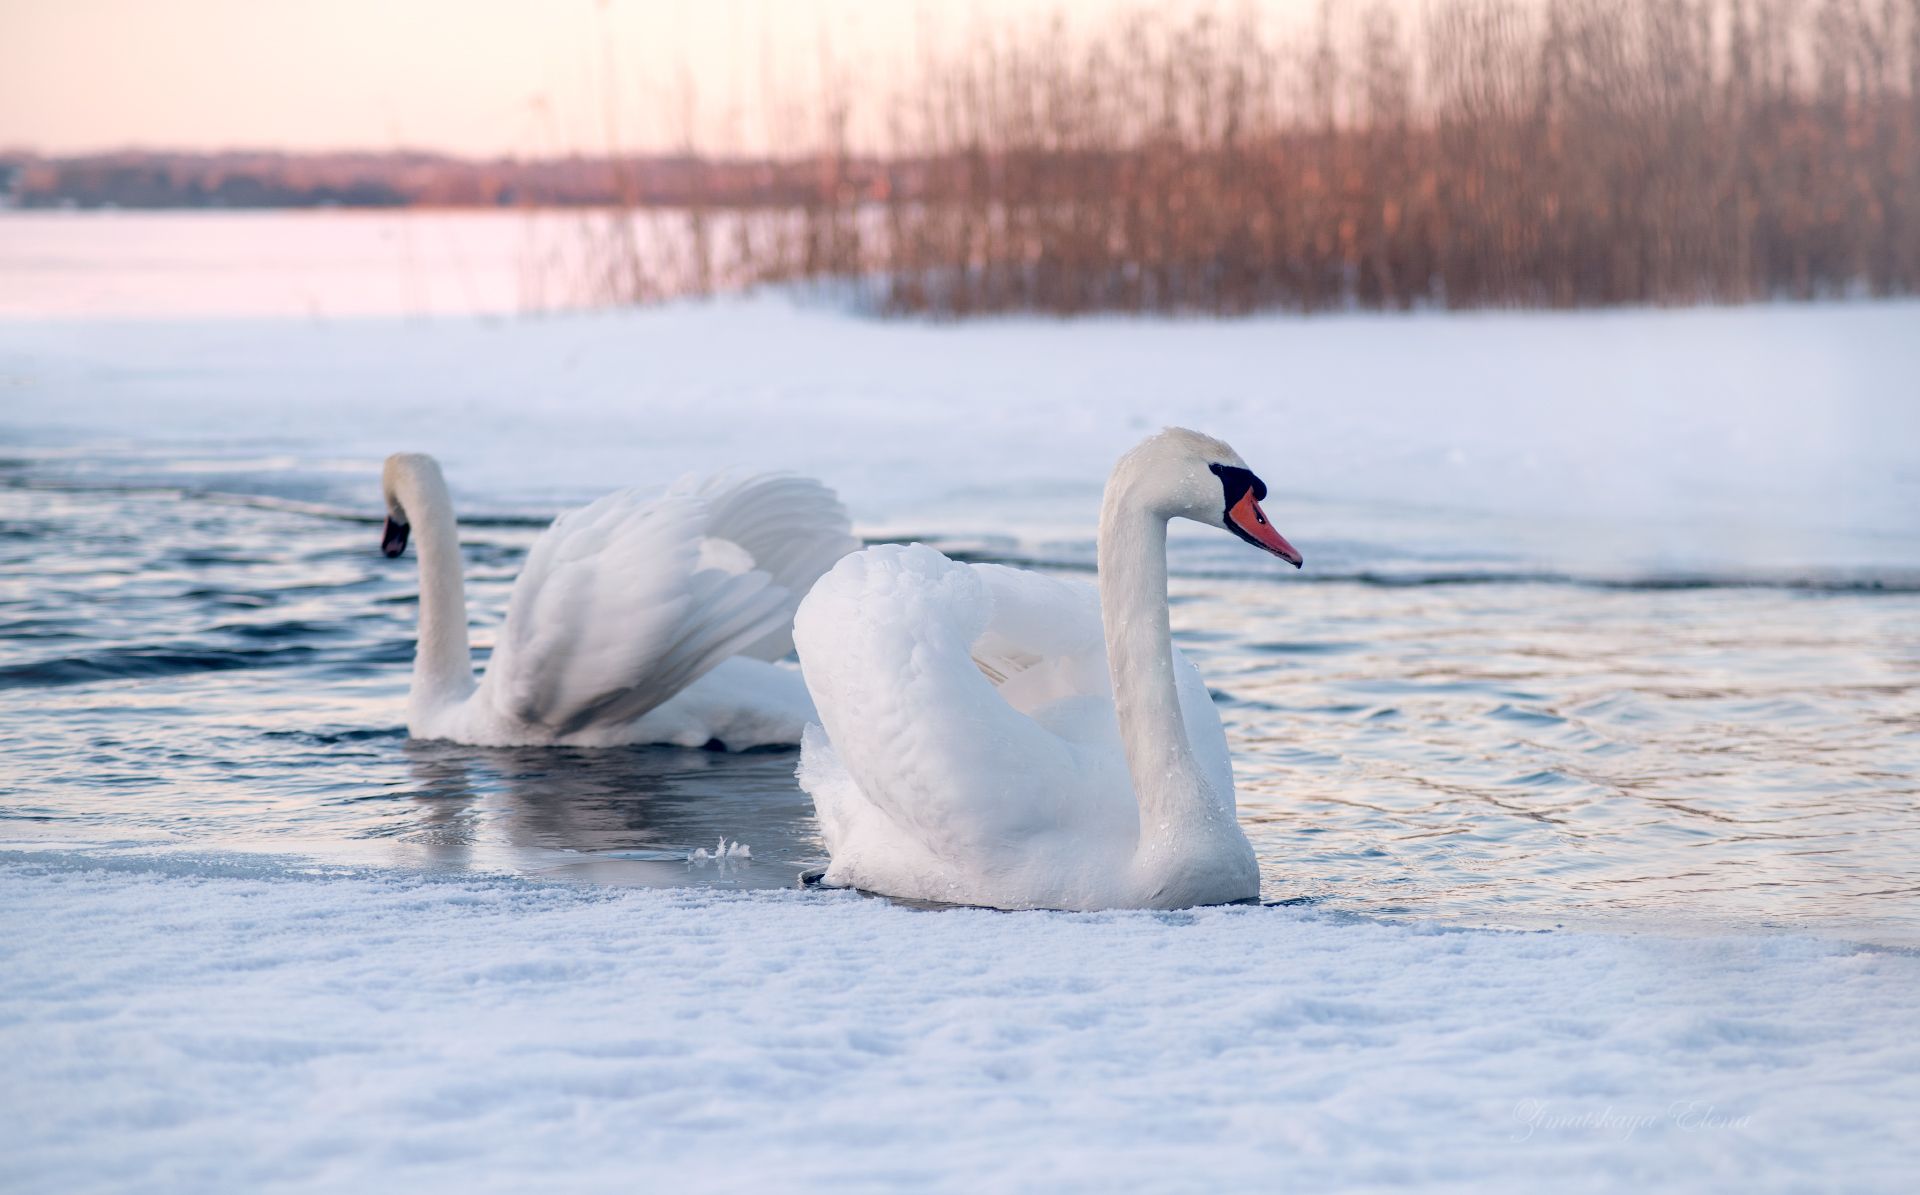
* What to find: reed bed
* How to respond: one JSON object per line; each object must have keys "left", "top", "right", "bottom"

{"left": 576, "top": 0, "right": 1920, "bottom": 316}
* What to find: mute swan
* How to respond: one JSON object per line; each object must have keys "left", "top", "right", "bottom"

{"left": 379, "top": 452, "right": 857, "bottom": 750}
{"left": 794, "top": 428, "right": 1302, "bottom": 910}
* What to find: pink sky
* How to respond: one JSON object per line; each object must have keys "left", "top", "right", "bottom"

{"left": 1, "top": 0, "right": 1327, "bottom": 157}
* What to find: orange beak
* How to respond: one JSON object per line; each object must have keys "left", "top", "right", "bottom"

{"left": 1227, "top": 492, "right": 1303, "bottom": 568}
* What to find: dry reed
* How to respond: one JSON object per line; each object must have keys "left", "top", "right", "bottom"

{"left": 582, "top": 0, "right": 1920, "bottom": 316}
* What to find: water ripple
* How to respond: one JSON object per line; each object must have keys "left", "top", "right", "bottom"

{"left": 2, "top": 477, "right": 1917, "bottom": 941}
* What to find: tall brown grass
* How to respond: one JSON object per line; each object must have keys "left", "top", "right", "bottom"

{"left": 585, "top": 0, "right": 1920, "bottom": 316}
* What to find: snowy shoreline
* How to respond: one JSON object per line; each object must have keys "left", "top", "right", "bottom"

{"left": 5, "top": 262, "right": 1917, "bottom": 1191}
{"left": 5, "top": 853, "right": 1916, "bottom": 1193}
{"left": 5, "top": 295, "right": 1917, "bottom": 582}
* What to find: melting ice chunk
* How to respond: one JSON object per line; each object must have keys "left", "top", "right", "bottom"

{"left": 688, "top": 837, "right": 752, "bottom": 864}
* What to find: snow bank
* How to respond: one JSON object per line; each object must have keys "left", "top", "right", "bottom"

{"left": 4, "top": 854, "right": 1915, "bottom": 1193}
{"left": 3, "top": 297, "right": 1917, "bottom": 579}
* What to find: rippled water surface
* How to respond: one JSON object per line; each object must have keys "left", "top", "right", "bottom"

{"left": 4, "top": 211, "right": 1917, "bottom": 943}
{"left": 5, "top": 474, "right": 1916, "bottom": 941}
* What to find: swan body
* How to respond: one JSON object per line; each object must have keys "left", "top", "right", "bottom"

{"left": 795, "top": 428, "right": 1302, "bottom": 910}
{"left": 380, "top": 453, "right": 857, "bottom": 750}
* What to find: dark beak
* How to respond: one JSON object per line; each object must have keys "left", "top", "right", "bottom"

{"left": 381, "top": 517, "right": 410, "bottom": 558}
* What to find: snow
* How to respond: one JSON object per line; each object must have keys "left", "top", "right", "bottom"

{"left": 5, "top": 226, "right": 1918, "bottom": 1188}
{"left": 3, "top": 295, "right": 1917, "bottom": 580}
{"left": 3, "top": 854, "right": 1916, "bottom": 1193}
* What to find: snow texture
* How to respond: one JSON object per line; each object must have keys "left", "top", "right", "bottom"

{"left": 4, "top": 296, "right": 1917, "bottom": 579}
{"left": 3, "top": 854, "right": 1916, "bottom": 1194}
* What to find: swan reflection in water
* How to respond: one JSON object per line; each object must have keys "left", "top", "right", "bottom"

{"left": 393, "top": 741, "right": 824, "bottom": 890}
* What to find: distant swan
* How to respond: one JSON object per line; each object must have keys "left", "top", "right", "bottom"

{"left": 795, "top": 428, "right": 1302, "bottom": 910}
{"left": 379, "top": 452, "right": 857, "bottom": 749}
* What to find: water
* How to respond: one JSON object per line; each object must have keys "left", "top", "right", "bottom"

{"left": 2, "top": 210, "right": 1917, "bottom": 944}
{"left": 0, "top": 207, "right": 812, "bottom": 319}
{"left": 4, "top": 470, "right": 1916, "bottom": 941}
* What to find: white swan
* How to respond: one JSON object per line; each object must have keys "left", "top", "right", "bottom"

{"left": 379, "top": 453, "right": 857, "bottom": 750}
{"left": 794, "top": 428, "right": 1302, "bottom": 910}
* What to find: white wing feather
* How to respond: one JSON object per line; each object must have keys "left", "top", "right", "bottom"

{"left": 479, "top": 489, "right": 792, "bottom": 736}
{"left": 795, "top": 543, "right": 1233, "bottom": 903}
{"left": 671, "top": 472, "right": 860, "bottom": 660}
{"left": 797, "top": 548, "right": 1089, "bottom": 876}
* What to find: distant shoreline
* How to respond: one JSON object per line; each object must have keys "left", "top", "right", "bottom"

{"left": 0, "top": 149, "right": 887, "bottom": 211}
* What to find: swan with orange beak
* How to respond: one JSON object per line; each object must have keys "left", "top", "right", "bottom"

{"left": 795, "top": 427, "right": 1307, "bottom": 911}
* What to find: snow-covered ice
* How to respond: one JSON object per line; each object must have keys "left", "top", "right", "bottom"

{"left": 3, "top": 853, "right": 1916, "bottom": 1193}
{"left": 3, "top": 294, "right": 1917, "bottom": 581}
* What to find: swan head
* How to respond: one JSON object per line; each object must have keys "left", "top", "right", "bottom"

{"left": 1121, "top": 428, "right": 1302, "bottom": 568}
{"left": 379, "top": 452, "right": 444, "bottom": 558}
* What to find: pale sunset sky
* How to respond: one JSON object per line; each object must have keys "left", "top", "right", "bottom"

{"left": 1, "top": 0, "right": 1329, "bottom": 156}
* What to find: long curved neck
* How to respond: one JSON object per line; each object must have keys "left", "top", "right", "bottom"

{"left": 392, "top": 465, "right": 475, "bottom": 711}
{"left": 1097, "top": 466, "right": 1210, "bottom": 843}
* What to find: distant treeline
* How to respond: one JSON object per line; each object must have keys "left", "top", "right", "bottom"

{"left": 0, "top": 150, "right": 891, "bottom": 210}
